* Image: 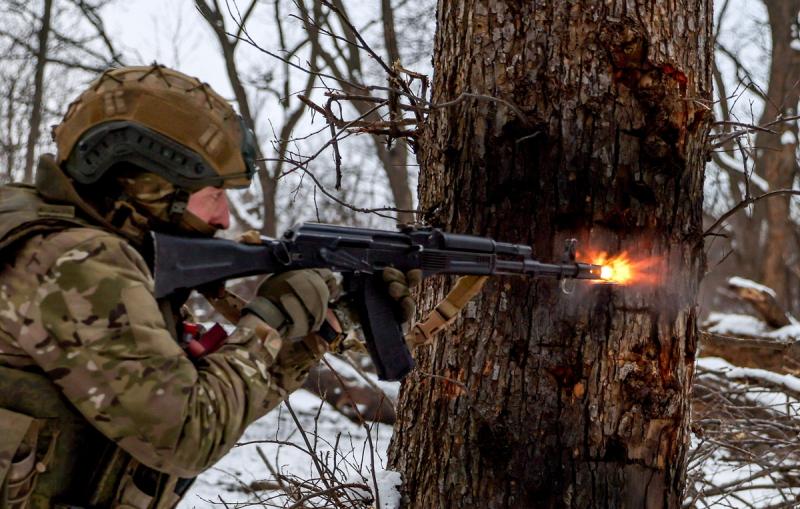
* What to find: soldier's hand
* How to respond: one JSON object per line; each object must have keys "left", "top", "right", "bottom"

{"left": 320, "top": 268, "right": 421, "bottom": 355}
{"left": 244, "top": 269, "right": 340, "bottom": 339}
{"left": 382, "top": 268, "right": 422, "bottom": 326}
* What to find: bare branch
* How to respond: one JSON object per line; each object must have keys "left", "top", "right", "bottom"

{"left": 703, "top": 189, "right": 800, "bottom": 239}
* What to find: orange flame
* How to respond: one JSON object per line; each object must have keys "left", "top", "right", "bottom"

{"left": 588, "top": 251, "right": 662, "bottom": 286}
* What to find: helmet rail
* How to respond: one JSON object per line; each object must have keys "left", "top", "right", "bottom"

{"left": 67, "top": 121, "right": 228, "bottom": 190}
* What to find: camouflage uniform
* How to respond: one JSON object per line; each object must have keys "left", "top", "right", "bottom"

{"left": 0, "top": 65, "right": 349, "bottom": 509}
{"left": 0, "top": 160, "right": 325, "bottom": 508}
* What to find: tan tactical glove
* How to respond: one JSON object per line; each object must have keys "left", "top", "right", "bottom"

{"left": 381, "top": 268, "right": 422, "bottom": 327}
{"left": 330, "top": 268, "right": 422, "bottom": 349}
{"left": 244, "top": 269, "right": 339, "bottom": 339}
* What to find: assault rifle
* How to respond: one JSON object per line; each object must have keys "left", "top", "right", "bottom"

{"left": 151, "top": 223, "right": 604, "bottom": 380}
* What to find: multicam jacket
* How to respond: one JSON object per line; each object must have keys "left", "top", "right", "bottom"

{"left": 0, "top": 166, "right": 323, "bottom": 508}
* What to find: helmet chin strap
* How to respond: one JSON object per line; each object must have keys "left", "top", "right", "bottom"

{"left": 169, "top": 187, "right": 221, "bottom": 237}
{"left": 168, "top": 188, "right": 190, "bottom": 224}
{"left": 104, "top": 199, "right": 149, "bottom": 245}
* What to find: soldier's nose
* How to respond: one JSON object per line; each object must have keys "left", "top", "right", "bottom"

{"left": 187, "top": 187, "right": 231, "bottom": 230}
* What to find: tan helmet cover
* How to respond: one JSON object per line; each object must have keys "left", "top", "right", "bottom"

{"left": 54, "top": 65, "right": 254, "bottom": 189}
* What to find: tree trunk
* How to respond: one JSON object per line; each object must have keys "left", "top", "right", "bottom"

{"left": 259, "top": 171, "right": 278, "bottom": 237}
{"left": 756, "top": 0, "right": 800, "bottom": 309}
{"left": 196, "top": 0, "right": 279, "bottom": 236}
{"left": 379, "top": 0, "right": 414, "bottom": 224}
{"left": 389, "top": 2, "right": 711, "bottom": 508}
{"left": 23, "top": 0, "right": 53, "bottom": 183}
{"left": 376, "top": 140, "right": 414, "bottom": 224}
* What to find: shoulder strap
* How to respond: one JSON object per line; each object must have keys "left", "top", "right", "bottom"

{"left": 0, "top": 185, "right": 90, "bottom": 257}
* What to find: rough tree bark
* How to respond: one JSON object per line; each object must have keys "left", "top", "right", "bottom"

{"left": 756, "top": 0, "right": 800, "bottom": 308}
{"left": 389, "top": 2, "right": 711, "bottom": 508}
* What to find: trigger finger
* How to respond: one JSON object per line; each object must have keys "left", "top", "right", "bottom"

{"left": 400, "top": 297, "right": 416, "bottom": 322}
{"left": 406, "top": 269, "right": 422, "bottom": 288}
{"left": 388, "top": 281, "right": 410, "bottom": 300}
{"left": 383, "top": 267, "right": 407, "bottom": 285}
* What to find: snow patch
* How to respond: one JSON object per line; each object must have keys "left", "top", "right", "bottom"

{"left": 781, "top": 130, "right": 797, "bottom": 145}
{"left": 727, "top": 276, "right": 777, "bottom": 297}
{"left": 340, "top": 468, "right": 401, "bottom": 509}
{"left": 705, "top": 312, "right": 767, "bottom": 337}
{"left": 323, "top": 353, "right": 401, "bottom": 402}
{"left": 178, "top": 389, "right": 394, "bottom": 508}
{"left": 765, "top": 323, "right": 800, "bottom": 340}
{"left": 697, "top": 356, "right": 800, "bottom": 394}
{"left": 374, "top": 469, "right": 402, "bottom": 509}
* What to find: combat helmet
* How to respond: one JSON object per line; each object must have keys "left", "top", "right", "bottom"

{"left": 53, "top": 64, "right": 257, "bottom": 191}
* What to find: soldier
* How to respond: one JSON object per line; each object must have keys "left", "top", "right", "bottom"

{"left": 0, "top": 65, "right": 417, "bottom": 508}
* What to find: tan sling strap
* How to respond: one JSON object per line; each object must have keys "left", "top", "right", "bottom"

{"left": 406, "top": 275, "right": 489, "bottom": 348}
{"left": 199, "top": 286, "right": 246, "bottom": 324}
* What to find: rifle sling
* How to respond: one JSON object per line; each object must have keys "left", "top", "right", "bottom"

{"left": 406, "top": 275, "right": 489, "bottom": 348}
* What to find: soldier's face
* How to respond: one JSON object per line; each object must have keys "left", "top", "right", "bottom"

{"left": 186, "top": 187, "right": 230, "bottom": 230}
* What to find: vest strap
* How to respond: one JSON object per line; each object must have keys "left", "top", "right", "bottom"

{"left": 0, "top": 409, "right": 35, "bottom": 486}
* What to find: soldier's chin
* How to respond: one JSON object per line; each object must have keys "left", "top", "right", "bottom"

{"left": 176, "top": 210, "right": 221, "bottom": 237}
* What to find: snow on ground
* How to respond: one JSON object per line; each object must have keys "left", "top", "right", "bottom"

{"left": 178, "top": 388, "right": 399, "bottom": 509}
{"left": 323, "top": 354, "right": 400, "bottom": 402}
{"left": 691, "top": 357, "right": 800, "bottom": 508}
{"left": 372, "top": 470, "right": 402, "bottom": 509}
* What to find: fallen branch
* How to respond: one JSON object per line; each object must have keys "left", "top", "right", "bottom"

{"left": 700, "top": 330, "right": 800, "bottom": 376}
{"left": 727, "top": 277, "right": 792, "bottom": 328}
{"left": 302, "top": 363, "right": 396, "bottom": 424}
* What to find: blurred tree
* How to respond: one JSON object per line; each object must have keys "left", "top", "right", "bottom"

{"left": 197, "top": 0, "right": 425, "bottom": 234}
{"left": 195, "top": 0, "right": 314, "bottom": 236}
{"left": 23, "top": 0, "right": 53, "bottom": 183}
{"left": 703, "top": 1, "right": 800, "bottom": 314}
{"left": 757, "top": 1, "right": 800, "bottom": 312}
{"left": 389, "top": 1, "right": 711, "bottom": 507}
{"left": 297, "top": 0, "right": 415, "bottom": 224}
{"left": 0, "top": 0, "right": 122, "bottom": 181}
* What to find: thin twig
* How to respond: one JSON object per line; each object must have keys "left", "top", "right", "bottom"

{"left": 703, "top": 189, "right": 800, "bottom": 239}
{"left": 284, "top": 400, "right": 334, "bottom": 491}
{"left": 286, "top": 483, "right": 372, "bottom": 509}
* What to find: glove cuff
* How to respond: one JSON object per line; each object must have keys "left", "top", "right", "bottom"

{"left": 243, "top": 297, "right": 287, "bottom": 332}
